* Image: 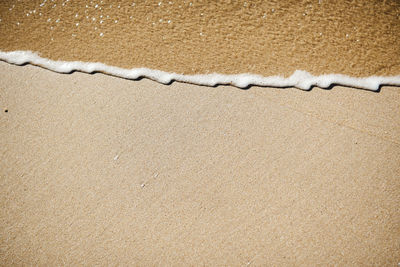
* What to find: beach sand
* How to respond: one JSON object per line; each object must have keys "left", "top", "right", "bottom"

{"left": 1, "top": 0, "right": 400, "bottom": 265}
{"left": 1, "top": 62, "right": 399, "bottom": 265}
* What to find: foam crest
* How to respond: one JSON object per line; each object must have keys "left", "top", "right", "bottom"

{"left": 1, "top": 50, "right": 399, "bottom": 90}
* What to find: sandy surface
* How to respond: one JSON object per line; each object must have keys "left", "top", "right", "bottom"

{"left": 1, "top": 0, "right": 399, "bottom": 77}
{"left": 1, "top": 1, "right": 400, "bottom": 265}
{"left": 1, "top": 62, "right": 399, "bottom": 265}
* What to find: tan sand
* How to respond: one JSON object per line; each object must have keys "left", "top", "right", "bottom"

{"left": 1, "top": 0, "right": 399, "bottom": 77}
{"left": 1, "top": 62, "right": 399, "bottom": 265}
{"left": 1, "top": 0, "right": 400, "bottom": 265}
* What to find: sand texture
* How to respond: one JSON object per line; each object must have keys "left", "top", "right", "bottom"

{"left": 1, "top": 0, "right": 400, "bottom": 265}
{"left": 1, "top": 0, "right": 400, "bottom": 77}
{"left": 1, "top": 62, "right": 400, "bottom": 265}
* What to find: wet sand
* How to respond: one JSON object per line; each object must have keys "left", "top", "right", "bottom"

{"left": 1, "top": 0, "right": 399, "bottom": 77}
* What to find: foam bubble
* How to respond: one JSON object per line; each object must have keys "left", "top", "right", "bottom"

{"left": 1, "top": 50, "right": 399, "bottom": 91}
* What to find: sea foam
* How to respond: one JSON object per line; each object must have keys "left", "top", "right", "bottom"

{"left": 1, "top": 50, "right": 399, "bottom": 90}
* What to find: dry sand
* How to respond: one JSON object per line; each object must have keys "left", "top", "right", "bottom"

{"left": 1, "top": 62, "right": 399, "bottom": 265}
{"left": 1, "top": 0, "right": 399, "bottom": 77}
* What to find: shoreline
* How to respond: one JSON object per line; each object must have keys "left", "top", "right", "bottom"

{"left": 2, "top": 50, "right": 400, "bottom": 91}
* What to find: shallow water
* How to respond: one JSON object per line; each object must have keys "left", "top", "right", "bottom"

{"left": 0, "top": 0, "right": 399, "bottom": 77}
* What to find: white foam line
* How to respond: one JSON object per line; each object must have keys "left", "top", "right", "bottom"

{"left": 1, "top": 50, "right": 400, "bottom": 90}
